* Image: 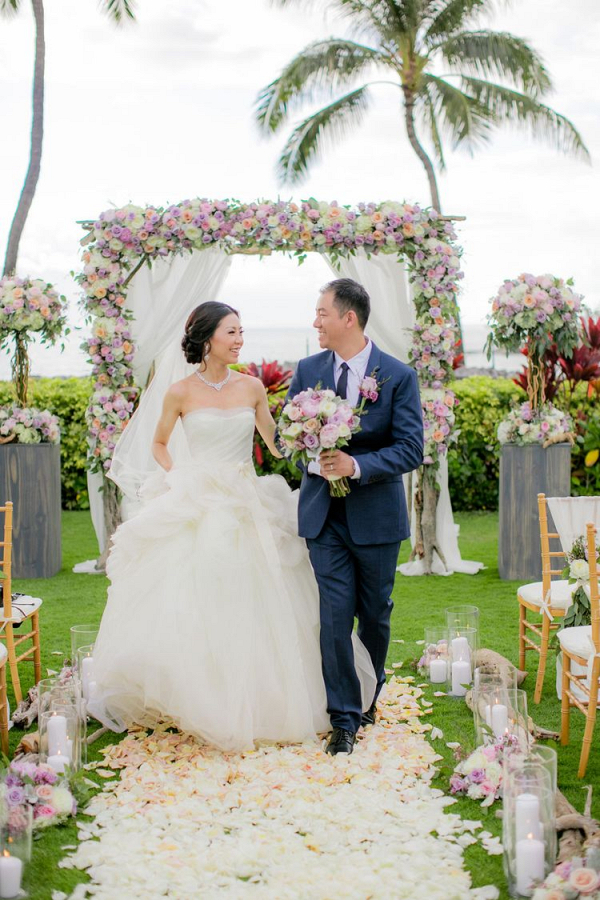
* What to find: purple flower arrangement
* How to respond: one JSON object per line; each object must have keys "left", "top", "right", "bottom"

{"left": 0, "top": 405, "right": 60, "bottom": 445}
{"left": 1, "top": 760, "right": 76, "bottom": 832}
{"left": 532, "top": 851, "right": 600, "bottom": 899}
{"left": 449, "top": 734, "right": 520, "bottom": 807}
{"left": 0, "top": 276, "right": 66, "bottom": 344}
{"left": 497, "top": 402, "right": 573, "bottom": 446}
{"left": 77, "top": 199, "right": 462, "bottom": 473}
{"left": 420, "top": 387, "right": 459, "bottom": 464}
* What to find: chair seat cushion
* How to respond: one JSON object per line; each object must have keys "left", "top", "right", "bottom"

{"left": 518, "top": 579, "right": 573, "bottom": 609}
{"left": 0, "top": 595, "right": 43, "bottom": 622}
{"left": 0, "top": 643, "right": 7, "bottom": 664}
{"left": 558, "top": 625, "right": 593, "bottom": 657}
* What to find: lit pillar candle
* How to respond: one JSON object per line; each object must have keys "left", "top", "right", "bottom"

{"left": 516, "top": 833, "right": 545, "bottom": 896}
{"left": 451, "top": 660, "right": 471, "bottom": 696}
{"left": 47, "top": 714, "right": 68, "bottom": 756}
{"left": 429, "top": 658, "right": 447, "bottom": 683}
{"left": 0, "top": 850, "right": 23, "bottom": 899}
{"left": 491, "top": 703, "right": 509, "bottom": 738}
{"left": 451, "top": 636, "right": 470, "bottom": 662}
{"left": 47, "top": 750, "right": 68, "bottom": 774}
{"left": 80, "top": 656, "right": 95, "bottom": 701}
{"left": 516, "top": 793, "right": 542, "bottom": 842}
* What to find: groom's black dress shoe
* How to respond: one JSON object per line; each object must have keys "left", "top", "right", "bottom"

{"left": 325, "top": 728, "right": 356, "bottom": 755}
{"left": 361, "top": 701, "right": 377, "bottom": 728}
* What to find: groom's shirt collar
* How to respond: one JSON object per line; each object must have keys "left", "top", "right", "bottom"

{"left": 333, "top": 338, "right": 372, "bottom": 382}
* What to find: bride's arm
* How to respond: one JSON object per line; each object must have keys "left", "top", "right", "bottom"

{"left": 152, "top": 387, "right": 183, "bottom": 471}
{"left": 254, "top": 383, "right": 283, "bottom": 459}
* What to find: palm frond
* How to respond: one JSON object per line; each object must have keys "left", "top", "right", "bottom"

{"left": 460, "top": 75, "right": 591, "bottom": 160}
{"left": 100, "top": 0, "right": 136, "bottom": 24}
{"left": 0, "top": 0, "right": 20, "bottom": 16}
{"left": 424, "top": 0, "right": 490, "bottom": 42}
{"left": 256, "top": 39, "right": 383, "bottom": 133}
{"left": 421, "top": 73, "right": 493, "bottom": 150}
{"left": 277, "top": 85, "right": 372, "bottom": 184}
{"left": 438, "top": 30, "right": 552, "bottom": 95}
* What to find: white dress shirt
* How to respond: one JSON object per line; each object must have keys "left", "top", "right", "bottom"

{"left": 309, "top": 338, "right": 372, "bottom": 480}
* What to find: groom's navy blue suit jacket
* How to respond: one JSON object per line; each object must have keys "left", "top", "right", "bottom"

{"left": 287, "top": 343, "right": 424, "bottom": 546}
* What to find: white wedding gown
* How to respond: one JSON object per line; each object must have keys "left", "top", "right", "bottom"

{"left": 89, "top": 406, "right": 375, "bottom": 751}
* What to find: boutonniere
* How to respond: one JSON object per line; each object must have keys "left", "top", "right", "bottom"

{"left": 358, "top": 368, "right": 387, "bottom": 407}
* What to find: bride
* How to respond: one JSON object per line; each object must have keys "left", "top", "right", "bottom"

{"left": 88, "top": 301, "right": 374, "bottom": 751}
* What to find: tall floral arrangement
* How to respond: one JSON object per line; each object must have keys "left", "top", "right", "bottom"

{"left": 486, "top": 274, "right": 582, "bottom": 412}
{"left": 0, "top": 276, "right": 66, "bottom": 444}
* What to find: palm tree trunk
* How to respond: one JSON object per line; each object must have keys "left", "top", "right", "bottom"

{"left": 3, "top": 0, "right": 45, "bottom": 277}
{"left": 403, "top": 90, "right": 442, "bottom": 214}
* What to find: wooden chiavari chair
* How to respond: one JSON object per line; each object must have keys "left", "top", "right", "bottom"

{"left": 559, "top": 521, "right": 599, "bottom": 778}
{"left": 0, "top": 502, "right": 42, "bottom": 704}
{"left": 518, "top": 493, "right": 572, "bottom": 703}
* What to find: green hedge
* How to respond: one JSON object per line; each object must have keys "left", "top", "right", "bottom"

{"left": 0, "top": 377, "right": 92, "bottom": 510}
{"left": 1, "top": 375, "right": 597, "bottom": 513}
{"left": 447, "top": 376, "right": 600, "bottom": 511}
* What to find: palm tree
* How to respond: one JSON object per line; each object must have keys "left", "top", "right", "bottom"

{"left": 256, "top": 0, "right": 589, "bottom": 212}
{"left": 1, "top": 0, "right": 136, "bottom": 276}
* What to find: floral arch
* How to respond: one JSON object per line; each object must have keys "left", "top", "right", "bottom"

{"left": 77, "top": 198, "right": 463, "bottom": 573}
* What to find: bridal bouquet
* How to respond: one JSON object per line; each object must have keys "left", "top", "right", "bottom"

{"left": 278, "top": 384, "right": 372, "bottom": 497}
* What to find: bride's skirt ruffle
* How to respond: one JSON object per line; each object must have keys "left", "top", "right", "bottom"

{"left": 89, "top": 462, "right": 375, "bottom": 751}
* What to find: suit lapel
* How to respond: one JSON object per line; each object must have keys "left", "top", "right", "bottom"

{"left": 365, "top": 341, "right": 382, "bottom": 378}
{"left": 315, "top": 351, "right": 336, "bottom": 391}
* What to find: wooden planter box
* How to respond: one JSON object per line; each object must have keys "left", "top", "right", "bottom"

{"left": 498, "top": 443, "right": 571, "bottom": 582}
{"left": 0, "top": 443, "right": 61, "bottom": 578}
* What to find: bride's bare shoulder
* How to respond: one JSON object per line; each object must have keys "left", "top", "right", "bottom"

{"left": 164, "top": 379, "right": 194, "bottom": 405}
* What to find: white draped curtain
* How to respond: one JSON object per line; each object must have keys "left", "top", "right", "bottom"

{"left": 86, "top": 249, "right": 232, "bottom": 554}
{"left": 81, "top": 245, "right": 481, "bottom": 576}
{"left": 324, "top": 250, "right": 483, "bottom": 576}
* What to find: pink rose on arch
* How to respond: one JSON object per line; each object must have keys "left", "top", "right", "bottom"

{"left": 568, "top": 868, "right": 600, "bottom": 894}
{"left": 319, "top": 424, "right": 341, "bottom": 448}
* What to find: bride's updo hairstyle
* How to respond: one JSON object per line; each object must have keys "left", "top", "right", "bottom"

{"left": 182, "top": 301, "right": 240, "bottom": 365}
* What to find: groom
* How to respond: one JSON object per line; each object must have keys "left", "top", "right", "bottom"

{"left": 287, "top": 278, "right": 424, "bottom": 755}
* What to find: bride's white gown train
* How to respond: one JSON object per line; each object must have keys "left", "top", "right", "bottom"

{"left": 89, "top": 407, "right": 375, "bottom": 751}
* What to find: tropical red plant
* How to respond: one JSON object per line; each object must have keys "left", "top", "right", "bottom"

{"left": 244, "top": 359, "right": 293, "bottom": 394}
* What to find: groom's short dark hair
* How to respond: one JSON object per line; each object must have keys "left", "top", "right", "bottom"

{"left": 321, "top": 278, "right": 370, "bottom": 329}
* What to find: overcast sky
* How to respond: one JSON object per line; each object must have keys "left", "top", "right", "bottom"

{"left": 0, "top": 0, "right": 598, "bottom": 375}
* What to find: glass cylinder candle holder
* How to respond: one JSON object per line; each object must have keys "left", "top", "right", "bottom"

{"left": 527, "top": 745, "right": 557, "bottom": 796}
{"left": 421, "top": 627, "right": 449, "bottom": 685}
{"left": 447, "top": 626, "right": 477, "bottom": 697}
{"left": 70, "top": 625, "right": 99, "bottom": 668}
{"left": 0, "top": 800, "right": 32, "bottom": 868}
{"left": 39, "top": 708, "right": 78, "bottom": 775}
{"left": 503, "top": 759, "right": 556, "bottom": 897}
{"left": 445, "top": 605, "right": 480, "bottom": 633}
{"left": 76, "top": 645, "right": 96, "bottom": 705}
{"left": 36, "top": 676, "right": 58, "bottom": 717}
{"left": 473, "top": 663, "right": 517, "bottom": 691}
{"left": 49, "top": 700, "right": 81, "bottom": 772}
{"left": 473, "top": 686, "right": 529, "bottom": 750}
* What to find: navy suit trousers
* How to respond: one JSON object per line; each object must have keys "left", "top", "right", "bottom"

{"left": 307, "top": 499, "right": 400, "bottom": 734}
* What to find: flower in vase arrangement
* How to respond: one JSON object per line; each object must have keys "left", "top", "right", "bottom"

{"left": 277, "top": 374, "right": 384, "bottom": 497}
{"left": 532, "top": 848, "right": 600, "bottom": 899}
{"left": 486, "top": 274, "right": 583, "bottom": 429}
{"left": 0, "top": 761, "right": 76, "bottom": 831}
{"left": 449, "top": 734, "right": 520, "bottom": 807}
{"left": 0, "top": 405, "right": 60, "bottom": 446}
{"left": 497, "top": 402, "right": 573, "bottom": 447}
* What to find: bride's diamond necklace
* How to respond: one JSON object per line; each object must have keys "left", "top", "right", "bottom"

{"left": 195, "top": 368, "right": 231, "bottom": 392}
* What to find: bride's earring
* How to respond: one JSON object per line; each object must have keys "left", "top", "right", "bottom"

{"left": 204, "top": 343, "right": 210, "bottom": 361}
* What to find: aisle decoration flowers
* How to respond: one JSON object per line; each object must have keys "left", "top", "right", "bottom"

{"left": 532, "top": 849, "right": 600, "bottom": 899}
{"left": 450, "top": 735, "right": 520, "bottom": 807}
{"left": 0, "top": 405, "right": 60, "bottom": 445}
{"left": 76, "top": 199, "right": 462, "bottom": 476}
{"left": 0, "top": 760, "right": 76, "bottom": 831}
{"left": 59, "top": 677, "right": 500, "bottom": 899}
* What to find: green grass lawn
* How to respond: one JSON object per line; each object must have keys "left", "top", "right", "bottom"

{"left": 11, "top": 510, "right": 599, "bottom": 899}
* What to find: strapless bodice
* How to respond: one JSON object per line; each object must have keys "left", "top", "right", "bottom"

{"left": 181, "top": 407, "right": 256, "bottom": 466}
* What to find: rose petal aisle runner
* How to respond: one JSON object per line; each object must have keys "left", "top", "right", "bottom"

{"left": 58, "top": 678, "right": 500, "bottom": 900}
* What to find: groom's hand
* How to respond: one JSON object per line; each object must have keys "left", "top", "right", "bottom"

{"left": 320, "top": 450, "right": 356, "bottom": 479}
